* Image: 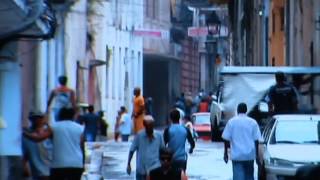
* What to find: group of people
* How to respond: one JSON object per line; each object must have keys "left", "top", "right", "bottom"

{"left": 127, "top": 109, "right": 195, "bottom": 180}
{"left": 220, "top": 71, "right": 318, "bottom": 180}
{"left": 21, "top": 71, "right": 313, "bottom": 180}
{"left": 22, "top": 75, "right": 107, "bottom": 180}
{"left": 23, "top": 108, "right": 84, "bottom": 180}
{"left": 174, "top": 90, "right": 218, "bottom": 118}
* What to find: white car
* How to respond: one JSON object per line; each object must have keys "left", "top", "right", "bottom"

{"left": 260, "top": 115, "right": 320, "bottom": 180}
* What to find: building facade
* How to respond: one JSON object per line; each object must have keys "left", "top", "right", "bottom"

{"left": 88, "top": 0, "right": 143, "bottom": 131}
{"left": 0, "top": 0, "right": 56, "bottom": 178}
{"left": 142, "top": 0, "right": 184, "bottom": 125}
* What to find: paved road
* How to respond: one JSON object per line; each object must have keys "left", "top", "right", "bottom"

{"left": 100, "top": 139, "right": 258, "bottom": 180}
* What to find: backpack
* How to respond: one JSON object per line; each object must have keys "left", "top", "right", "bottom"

{"left": 54, "top": 90, "right": 72, "bottom": 109}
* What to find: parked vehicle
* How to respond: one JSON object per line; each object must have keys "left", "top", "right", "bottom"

{"left": 259, "top": 114, "right": 320, "bottom": 180}
{"left": 191, "top": 112, "right": 212, "bottom": 141}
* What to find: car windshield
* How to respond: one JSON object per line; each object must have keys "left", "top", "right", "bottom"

{"left": 193, "top": 115, "right": 210, "bottom": 125}
{"left": 270, "top": 120, "right": 320, "bottom": 144}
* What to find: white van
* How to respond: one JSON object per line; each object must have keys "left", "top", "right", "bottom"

{"left": 212, "top": 66, "right": 320, "bottom": 136}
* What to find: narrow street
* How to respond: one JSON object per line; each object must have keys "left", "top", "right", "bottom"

{"left": 100, "top": 139, "right": 259, "bottom": 180}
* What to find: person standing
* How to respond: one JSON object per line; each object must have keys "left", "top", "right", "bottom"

{"left": 126, "top": 115, "right": 164, "bottom": 180}
{"left": 47, "top": 76, "right": 76, "bottom": 121}
{"left": 22, "top": 111, "right": 52, "bottom": 180}
{"left": 145, "top": 97, "right": 154, "bottom": 117}
{"left": 132, "top": 87, "right": 145, "bottom": 134}
{"left": 210, "top": 95, "right": 222, "bottom": 125}
{"left": 164, "top": 109, "right": 195, "bottom": 172}
{"left": 97, "top": 111, "right": 108, "bottom": 139}
{"left": 80, "top": 105, "right": 100, "bottom": 142}
{"left": 24, "top": 108, "right": 84, "bottom": 180}
{"left": 147, "top": 147, "right": 188, "bottom": 180}
{"left": 210, "top": 95, "right": 222, "bottom": 141}
{"left": 198, "top": 98, "right": 209, "bottom": 112}
{"left": 267, "top": 71, "right": 298, "bottom": 114}
{"left": 119, "top": 106, "right": 131, "bottom": 142}
{"left": 114, "top": 110, "right": 121, "bottom": 142}
{"left": 222, "top": 103, "right": 261, "bottom": 180}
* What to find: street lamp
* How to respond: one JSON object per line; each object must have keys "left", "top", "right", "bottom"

{"left": 205, "top": 11, "right": 221, "bottom": 91}
{"left": 206, "top": 11, "right": 221, "bottom": 38}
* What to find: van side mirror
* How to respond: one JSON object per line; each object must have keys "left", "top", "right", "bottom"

{"left": 258, "top": 102, "right": 269, "bottom": 113}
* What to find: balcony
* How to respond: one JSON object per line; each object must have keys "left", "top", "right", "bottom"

{"left": 0, "top": 0, "right": 56, "bottom": 40}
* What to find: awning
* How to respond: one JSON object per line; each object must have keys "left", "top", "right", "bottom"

{"left": 220, "top": 66, "right": 320, "bottom": 75}
{"left": 0, "top": 0, "right": 56, "bottom": 40}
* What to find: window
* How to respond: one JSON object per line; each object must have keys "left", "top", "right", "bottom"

{"left": 105, "top": 45, "right": 110, "bottom": 98}
{"left": 272, "top": 11, "right": 275, "bottom": 34}
{"left": 270, "top": 120, "right": 320, "bottom": 144}
{"left": 118, "top": 47, "right": 122, "bottom": 100}
{"left": 146, "top": 0, "right": 157, "bottom": 19}
{"left": 131, "top": 50, "right": 135, "bottom": 87}
{"left": 152, "top": 0, "right": 157, "bottom": 19}
{"left": 272, "top": 57, "right": 275, "bottom": 66}
{"left": 280, "top": 7, "right": 284, "bottom": 31}
{"left": 112, "top": 47, "right": 116, "bottom": 98}
{"left": 138, "top": 51, "right": 141, "bottom": 86}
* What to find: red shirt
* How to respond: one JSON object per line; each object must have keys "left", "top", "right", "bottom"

{"left": 199, "top": 102, "right": 209, "bottom": 112}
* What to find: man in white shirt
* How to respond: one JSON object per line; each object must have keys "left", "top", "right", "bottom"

{"left": 222, "top": 103, "right": 261, "bottom": 180}
{"left": 119, "top": 106, "right": 131, "bottom": 142}
{"left": 24, "top": 108, "right": 84, "bottom": 180}
{"left": 210, "top": 95, "right": 222, "bottom": 126}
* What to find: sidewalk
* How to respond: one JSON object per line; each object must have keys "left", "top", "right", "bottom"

{"left": 81, "top": 140, "right": 136, "bottom": 180}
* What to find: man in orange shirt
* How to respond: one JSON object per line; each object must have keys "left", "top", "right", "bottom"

{"left": 47, "top": 76, "right": 76, "bottom": 121}
{"left": 132, "top": 87, "right": 145, "bottom": 134}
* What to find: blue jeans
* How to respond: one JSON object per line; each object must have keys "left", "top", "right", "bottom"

{"left": 85, "top": 133, "right": 96, "bottom": 142}
{"left": 232, "top": 160, "right": 254, "bottom": 180}
{"left": 136, "top": 173, "right": 146, "bottom": 180}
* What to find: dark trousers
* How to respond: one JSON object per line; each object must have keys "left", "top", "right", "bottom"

{"left": 50, "top": 168, "right": 83, "bottom": 180}
{"left": 172, "top": 159, "right": 187, "bottom": 171}
{"left": 121, "top": 134, "right": 130, "bottom": 142}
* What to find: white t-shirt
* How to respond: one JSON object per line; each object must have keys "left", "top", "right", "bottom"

{"left": 51, "top": 121, "right": 84, "bottom": 168}
{"left": 119, "top": 113, "right": 132, "bottom": 135}
{"left": 222, "top": 114, "right": 261, "bottom": 161}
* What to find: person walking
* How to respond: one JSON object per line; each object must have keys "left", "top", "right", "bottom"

{"left": 97, "top": 111, "right": 108, "bottom": 139}
{"left": 267, "top": 71, "right": 299, "bottom": 114}
{"left": 24, "top": 108, "right": 84, "bottom": 180}
{"left": 126, "top": 115, "right": 164, "bottom": 180}
{"left": 46, "top": 76, "right": 76, "bottom": 121}
{"left": 118, "top": 106, "right": 131, "bottom": 142}
{"left": 147, "top": 147, "right": 188, "bottom": 180}
{"left": 210, "top": 95, "right": 222, "bottom": 141}
{"left": 114, "top": 109, "right": 121, "bottom": 142}
{"left": 132, "top": 87, "right": 145, "bottom": 134}
{"left": 80, "top": 105, "right": 100, "bottom": 142}
{"left": 22, "top": 111, "right": 52, "bottom": 180}
{"left": 145, "top": 97, "right": 154, "bottom": 117}
{"left": 198, "top": 98, "right": 209, "bottom": 112}
{"left": 164, "top": 109, "right": 195, "bottom": 172}
{"left": 222, "top": 103, "right": 261, "bottom": 180}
